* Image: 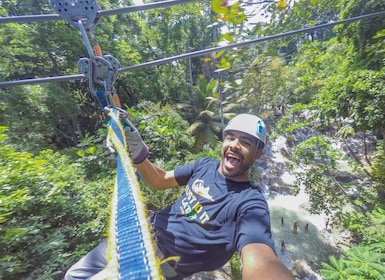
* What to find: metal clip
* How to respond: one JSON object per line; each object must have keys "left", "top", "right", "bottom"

{"left": 77, "top": 54, "right": 120, "bottom": 96}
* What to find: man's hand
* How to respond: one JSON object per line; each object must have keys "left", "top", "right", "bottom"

{"left": 124, "top": 120, "right": 149, "bottom": 164}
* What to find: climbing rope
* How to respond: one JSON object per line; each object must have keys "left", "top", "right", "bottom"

{"left": 49, "top": 0, "right": 163, "bottom": 278}
{"left": 105, "top": 108, "right": 162, "bottom": 279}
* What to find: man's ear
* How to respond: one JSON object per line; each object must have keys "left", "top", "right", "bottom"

{"left": 254, "top": 148, "right": 263, "bottom": 160}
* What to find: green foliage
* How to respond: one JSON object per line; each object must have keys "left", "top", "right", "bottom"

{"left": 322, "top": 205, "right": 385, "bottom": 280}
{"left": 0, "top": 127, "right": 112, "bottom": 279}
{"left": 336, "top": 0, "right": 385, "bottom": 69}
{"left": 113, "top": 0, "right": 215, "bottom": 103}
{"left": 286, "top": 39, "right": 348, "bottom": 105}
{"left": 1, "top": 0, "right": 217, "bottom": 147}
{"left": 230, "top": 254, "right": 242, "bottom": 280}
{"left": 125, "top": 101, "right": 195, "bottom": 208}
{"left": 315, "top": 68, "right": 385, "bottom": 151}
{"left": 321, "top": 245, "right": 385, "bottom": 280}
{"left": 293, "top": 135, "right": 338, "bottom": 165}
{"left": 178, "top": 75, "right": 220, "bottom": 122}
{"left": 0, "top": 83, "right": 103, "bottom": 151}
{"left": 187, "top": 76, "right": 223, "bottom": 151}
{"left": 75, "top": 128, "right": 116, "bottom": 180}
{"left": 127, "top": 100, "right": 193, "bottom": 163}
{"left": 342, "top": 207, "right": 385, "bottom": 242}
{"left": 320, "top": 255, "right": 351, "bottom": 280}
{"left": 263, "top": 0, "right": 340, "bottom": 60}
{"left": 293, "top": 135, "right": 353, "bottom": 215}
{"left": 368, "top": 28, "right": 385, "bottom": 56}
{"left": 211, "top": 0, "right": 247, "bottom": 25}
{"left": 369, "top": 143, "right": 385, "bottom": 200}
{"left": 185, "top": 142, "right": 222, "bottom": 163}
{"left": 238, "top": 55, "right": 294, "bottom": 115}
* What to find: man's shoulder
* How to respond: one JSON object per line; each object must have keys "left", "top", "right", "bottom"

{"left": 192, "top": 157, "right": 220, "bottom": 171}
{"left": 195, "top": 156, "right": 220, "bottom": 165}
{"left": 198, "top": 157, "right": 219, "bottom": 163}
{"left": 174, "top": 157, "right": 219, "bottom": 185}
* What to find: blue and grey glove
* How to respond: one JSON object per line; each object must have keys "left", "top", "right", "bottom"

{"left": 124, "top": 120, "right": 149, "bottom": 164}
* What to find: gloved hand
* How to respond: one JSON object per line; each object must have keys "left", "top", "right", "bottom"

{"left": 124, "top": 120, "right": 149, "bottom": 164}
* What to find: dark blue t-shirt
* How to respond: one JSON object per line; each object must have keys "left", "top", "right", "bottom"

{"left": 153, "top": 157, "right": 274, "bottom": 278}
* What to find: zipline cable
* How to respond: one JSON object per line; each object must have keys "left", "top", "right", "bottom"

{"left": 1, "top": 10, "right": 385, "bottom": 88}
{"left": 0, "top": 0, "right": 199, "bottom": 24}
{"left": 0, "top": 74, "right": 84, "bottom": 87}
{"left": 121, "top": 10, "right": 385, "bottom": 72}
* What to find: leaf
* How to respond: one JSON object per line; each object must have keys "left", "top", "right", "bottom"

{"left": 277, "top": 0, "right": 288, "bottom": 11}
{"left": 220, "top": 32, "right": 234, "bottom": 43}
{"left": 87, "top": 146, "right": 97, "bottom": 154}
{"left": 76, "top": 150, "right": 86, "bottom": 157}
{"left": 4, "top": 228, "right": 27, "bottom": 242}
{"left": 0, "top": 211, "right": 14, "bottom": 224}
{"left": 336, "top": 125, "right": 355, "bottom": 139}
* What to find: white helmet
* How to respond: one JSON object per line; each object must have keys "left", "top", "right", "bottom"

{"left": 224, "top": 114, "right": 267, "bottom": 146}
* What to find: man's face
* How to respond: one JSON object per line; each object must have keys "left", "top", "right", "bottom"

{"left": 219, "top": 130, "right": 262, "bottom": 182}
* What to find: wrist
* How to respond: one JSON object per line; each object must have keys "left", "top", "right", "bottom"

{"left": 133, "top": 144, "right": 149, "bottom": 164}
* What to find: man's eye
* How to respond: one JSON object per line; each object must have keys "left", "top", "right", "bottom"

{"left": 226, "top": 136, "right": 234, "bottom": 141}
{"left": 242, "top": 141, "right": 251, "bottom": 146}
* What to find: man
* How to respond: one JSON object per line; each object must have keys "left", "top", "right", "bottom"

{"left": 65, "top": 113, "right": 293, "bottom": 280}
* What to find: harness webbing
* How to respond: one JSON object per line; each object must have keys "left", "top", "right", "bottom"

{"left": 105, "top": 108, "right": 163, "bottom": 279}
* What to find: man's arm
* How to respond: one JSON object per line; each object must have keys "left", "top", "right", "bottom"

{"left": 123, "top": 119, "right": 180, "bottom": 190}
{"left": 241, "top": 243, "right": 294, "bottom": 280}
{"left": 135, "top": 159, "right": 179, "bottom": 190}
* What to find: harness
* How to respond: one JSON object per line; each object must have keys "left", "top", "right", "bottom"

{"left": 50, "top": 0, "right": 177, "bottom": 278}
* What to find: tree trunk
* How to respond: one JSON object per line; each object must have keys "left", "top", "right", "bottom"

{"left": 382, "top": 127, "right": 385, "bottom": 155}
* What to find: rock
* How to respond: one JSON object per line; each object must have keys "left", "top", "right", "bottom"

{"left": 290, "top": 259, "right": 323, "bottom": 280}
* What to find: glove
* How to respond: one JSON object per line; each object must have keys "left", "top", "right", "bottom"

{"left": 124, "top": 120, "right": 149, "bottom": 164}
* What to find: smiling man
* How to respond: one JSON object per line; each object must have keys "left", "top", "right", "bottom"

{"left": 65, "top": 114, "right": 293, "bottom": 280}
{"left": 220, "top": 114, "right": 265, "bottom": 181}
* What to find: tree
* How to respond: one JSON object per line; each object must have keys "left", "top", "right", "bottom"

{"left": 0, "top": 126, "right": 112, "bottom": 279}
{"left": 239, "top": 55, "right": 292, "bottom": 116}
{"left": 115, "top": 0, "right": 216, "bottom": 104}
{"left": 336, "top": 0, "right": 385, "bottom": 70}
{"left": 316, "top": 69, "right": 385, "bottom": 152}
{"left": 261, "top": 0, "right": 340, "bottom": 60}
{"left": 179, "top": 75, "right": 230, "bottom": 152}
{"left": 0, "top": 84, "right": 94, "bottom": 151}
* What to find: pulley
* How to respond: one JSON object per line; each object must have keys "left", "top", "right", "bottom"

{"left": 51, "top": 0, "right": 122, "bottom": 109}
{"left": 50, "top": 0, "right": 101, "bottom": 30}
{"left": 77, "top": 54, "right": 120, "bottom": 104}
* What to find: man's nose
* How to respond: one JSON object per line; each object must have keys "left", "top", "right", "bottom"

{"left": 229, "top": 138, "right": 241, "bottom": 149}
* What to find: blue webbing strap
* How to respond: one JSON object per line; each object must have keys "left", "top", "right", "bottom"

{"left": 104, "top": 108, "right": 163, "bottom": 279}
